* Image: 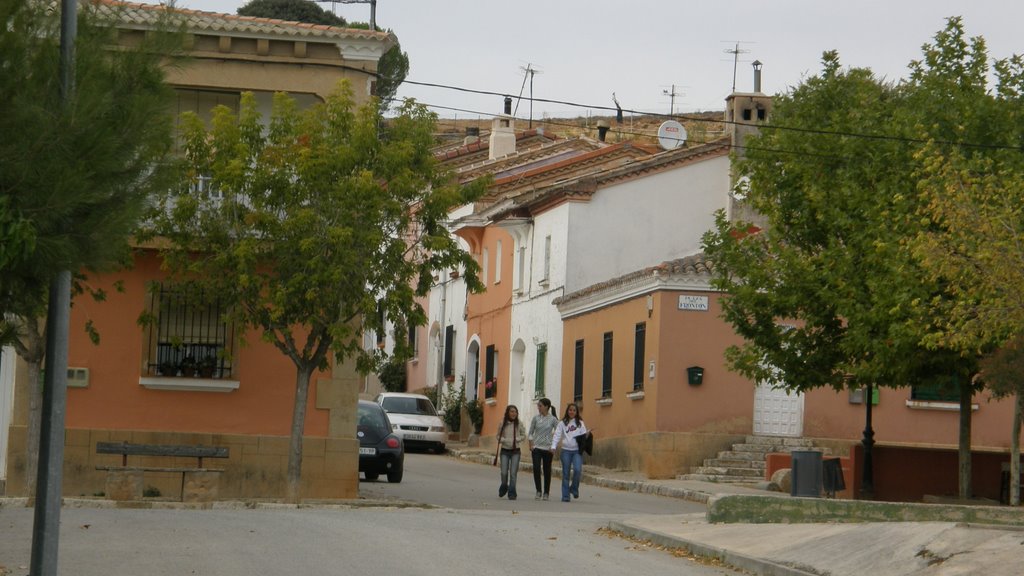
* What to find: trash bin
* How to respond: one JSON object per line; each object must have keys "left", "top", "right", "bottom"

{"left": 790, "top": 450, "right": 822, "bottom": 497}
{"left": 822, "top": 458, "right": 845, "bottom": 498}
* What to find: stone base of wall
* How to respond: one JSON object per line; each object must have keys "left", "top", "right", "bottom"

{"left": 105, "top": 469, "right": 143, "bottom": 501}
{"left": 3, "top": 426, "right": 358, "bottom": 501}
{"left": 588, "top": 432, "right": 745, "bottom": 479}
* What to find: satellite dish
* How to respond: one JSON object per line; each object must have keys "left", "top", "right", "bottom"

{"left": 657, "top": 120, "right": 687, "bottom": 150}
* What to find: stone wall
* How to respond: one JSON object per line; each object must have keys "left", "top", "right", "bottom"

{"left": 4, "top": 425, "right": 357, "bottom": 501}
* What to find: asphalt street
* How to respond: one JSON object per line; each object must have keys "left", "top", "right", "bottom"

{"left": 0, "top": 453, "right": 730, "bottom": 576}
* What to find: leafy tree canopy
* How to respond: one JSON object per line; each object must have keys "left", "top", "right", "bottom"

{"left": 0, "top": 0, "right": 179, "bottom": 344}
{"left": 237, "top": 0, "right": 345, "bottom": 26}
{"left": 701, "top": 19, "right": 1012, "bottom": 395}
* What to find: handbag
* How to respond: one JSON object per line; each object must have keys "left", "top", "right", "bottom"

{"left": 578, "top": 431, "right": 593, "bottom": 456}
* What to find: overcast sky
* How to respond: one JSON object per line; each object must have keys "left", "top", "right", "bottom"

{"left": 155, "top": 1, "right": 1023, "bottom": 120}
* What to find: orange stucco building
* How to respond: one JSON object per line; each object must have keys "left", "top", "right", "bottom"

{"left": 2, "top": 2, "right": 394, "bottom": 500}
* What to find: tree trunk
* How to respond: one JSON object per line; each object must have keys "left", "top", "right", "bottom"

{"left": 1012, "top": 392, "right": 1022, "bottom": 506}
{"left": 24, "top": 360, "right": 42, "bottom": 498}
{"left": 958, "top": 383, "right": 973, "bottom": 500}
{"left": 286, "top": 364, "right": 314, "bottom": 504}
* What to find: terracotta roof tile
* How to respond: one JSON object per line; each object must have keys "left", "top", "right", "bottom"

{"left": 94, "top": 1, "right": 393, "bottom": 42}
{"left": 553, "top": 253, "right": 714, "bottom": 306}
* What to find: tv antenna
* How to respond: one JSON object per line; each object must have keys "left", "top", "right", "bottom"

{"left": 661, "top": 84, "right": 687, "bottom": 115}
{"left": 722, "top": 41, "right": 753, "bottom": 92}
{"left": 514, "top": 63, "right": 542, "bottom": 128}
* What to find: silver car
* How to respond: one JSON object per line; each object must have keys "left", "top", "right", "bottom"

{"left": 376, "top": 392, "right": 447, "bottom": 453}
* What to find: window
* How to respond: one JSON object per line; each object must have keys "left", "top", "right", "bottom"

{"left": 144, "top": 283, "right": 234, "bottom": 379}
{"left": 633, "top": 322, "right": 646, "bottom": 391}
{"left": 535, "top": 343, "right": 547, "bottom": 397}
{"left": 516, "top": 245, "right": 527, "bottom": 293}
{"left": 911, "top": 380, "right": 960, "bottom": 403}
{"left": 407, "top": 323, "right": 418, "bottom": 356}
{"left": 541, "top": 235, "right": 551, "bottom": 282}
{"left": 495, "top": 240, "right": 502, "bottom": 284}
{"left": 574, "top": 339, "right": 584, "bottom": 403}
{"left": 602, "top": 332, "right": 613, "bottom": 398}
{"left": 482, "top": 248, "right": 489, "bottom": 285}
{"left": 443, "top": 325, "right": 455, "bottom": 378}
{"left": 376, "top": 302, "right": 386, "bottom": 348}
{"left": 485, "top": 344, "right": 498, "bottom": 399}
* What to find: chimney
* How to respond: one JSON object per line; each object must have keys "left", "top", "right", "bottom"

{"left": 489, "top": 98, "right": 516, "bottom": 160}
{"left": 596, "top": 120, "right": 610, "bottom": 142}
{"left": 464, "top": 126, "right": 480, "bottom": 145}
{"left": 752, "top": 60, "right": 763, "bottom": 93}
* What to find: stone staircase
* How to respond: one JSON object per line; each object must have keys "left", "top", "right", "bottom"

{"left": 679, "top": 435, "right": 829, "bottom": 484}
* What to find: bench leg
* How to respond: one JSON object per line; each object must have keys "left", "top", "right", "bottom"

{"left": 105, "top": 470, "right": 143, "bottom": 501}
{"left": 182, "top": 470, "right": 222, "bottom": 503}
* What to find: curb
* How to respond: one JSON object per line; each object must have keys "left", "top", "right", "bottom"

{"left": 608, "top": 519, "right": 817, "bottom": 576}
{"left": 0, "top": 496, "right": 428, "bottom": 511}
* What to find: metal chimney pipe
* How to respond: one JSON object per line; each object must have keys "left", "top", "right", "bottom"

{"left": 503, "top": 96, "right": 512, "bottom": 115}
{"left": 752, "top": 60, "right": 763, "bottom": 93}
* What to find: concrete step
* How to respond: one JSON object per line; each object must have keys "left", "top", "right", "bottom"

{"left": 678, "top": 473, "right": 762, "bottom": 484}
{"left": 704, "top": 458, "right": 766, "bottom": 470}
{"left": 717, "top": 451, "right": 764, "bottom": 461}
{"left": 694, "top": 466, "right": 764, "bottom": 478}
{"left": 745, "top": 435, "right": 816, "bottom": 447}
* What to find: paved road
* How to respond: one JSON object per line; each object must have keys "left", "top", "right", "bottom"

{"left": 0, "top": 454, "right": 729, "bottom": 576}
{"left": 360, "top": 451, "right": 707, "bottom": 515}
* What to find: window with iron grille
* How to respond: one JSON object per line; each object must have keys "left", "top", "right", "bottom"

{"left": 485, "top": 344, "right": 497, "bottom": 399}
{"left": 574, "top": 339, "right": 584, "bottom": 403}
{"left": 443, "top": 325, "right": 455, "bottom": 378}
{"left": 602, "top": 332, "right": 613, "bottom": 398}
{"left": 144, "top": 283, "right": 234, "bottom": 379}
{"left": 633, "top": 322, "right": 646, "bottom": 391}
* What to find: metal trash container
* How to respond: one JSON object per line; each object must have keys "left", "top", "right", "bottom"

{"left": 790, "top": 450, "right": 822, "bottom": 497}
{"left": 822, "top": 458, "right": 845, "bottom": 498}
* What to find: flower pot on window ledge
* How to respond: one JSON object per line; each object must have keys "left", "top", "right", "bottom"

{"left": 444, "top": 375, "right": 455, "bottom": 383}
{"left": 179, "top": 356, "right": 198, "bottom": 378}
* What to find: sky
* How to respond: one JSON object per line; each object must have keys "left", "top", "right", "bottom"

{"left": 151, "top": 1, "right": 1024, "bottom": 120}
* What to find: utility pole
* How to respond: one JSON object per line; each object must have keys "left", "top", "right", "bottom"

{"left": 30, "top": 1, "right": 75, "bottom": 574}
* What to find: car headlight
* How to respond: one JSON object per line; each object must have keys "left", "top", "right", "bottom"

{"left": 430, "top": 426, "right": 445, "bottom": 432}
{"left": 392, "top": 424, "right": 400, "bottom": 431}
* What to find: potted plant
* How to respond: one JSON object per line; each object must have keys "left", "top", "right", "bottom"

{"left": 464, "top": 396, "right": 484, "bottom": 435}
{"left": 158, "top": 360, "right": 178, "bottom": 377}
{"left": 198, "top": 355, "right": 218, "bottom": 378}
{"left": 179, "top": 355, "right": 198, "bottom": 378}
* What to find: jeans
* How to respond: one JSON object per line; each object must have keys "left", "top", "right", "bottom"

{"left": 499, "top": 448, "right": 521, "bottom": 497}
{"left": 560, "top": 449, "right": 582, "bottom": 500}
{"left": 532, "top": 448, "right": 553, "bottom": 495}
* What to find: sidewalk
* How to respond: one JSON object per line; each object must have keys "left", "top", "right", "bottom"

{"left": 448, "top": 443, "right": 1024, "bottom": 576}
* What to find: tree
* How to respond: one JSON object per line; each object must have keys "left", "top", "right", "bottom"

{"left": 237, "top": 0, "right": 345, "bottom": 26}
{"left": 148, "top": 82, "right": 484, "bottom": 501}
{"left": 0, "top": 0, "right": 178, "bottom": 495}
{"left": 703, "top": 19, "right": 998, "bottom": 499}
{"left": 236, "top": 0, "right": 409, "bottom": 111}
{"left": 912, "top": 49, "right": 1024, "bottom": 503}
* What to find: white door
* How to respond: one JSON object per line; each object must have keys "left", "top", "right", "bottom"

{"left": 753, "top": 382, "right": 804, "bottom": 437}
{"left": 0, "top": 346, "right": 15, "bottom": 481}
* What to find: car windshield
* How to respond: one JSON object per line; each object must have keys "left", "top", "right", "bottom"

{"left": 357, "top": 404, "right": 390, "bottom": 434}
{"left": 381, "top": 396, "right": 437, "bottom": 416}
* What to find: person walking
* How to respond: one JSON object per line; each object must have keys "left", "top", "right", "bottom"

{"left": 528, "top": 398, "right": 559, "bottom": 501}
{"left": 494, "top": 404, "right": 526, "bottom": 500}
{"left": 551, "top": 403, "right": 588, "bottom": 502}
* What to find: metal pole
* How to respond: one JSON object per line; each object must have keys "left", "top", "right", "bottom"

{"left": 859, "top": 383, "right": 875, "bottom": 499}
{"left": 528, "top": 69, "right": 534, "bottom": 129}
{"left": 370, "top": 0, "right": 376, "bottom": 30}
{"left": 30, "top": 2, "right": 75, "bottom": 574}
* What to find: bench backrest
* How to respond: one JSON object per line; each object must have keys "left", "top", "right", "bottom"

{"left": 96, "top": 442, "right": 229, "bottom": 459}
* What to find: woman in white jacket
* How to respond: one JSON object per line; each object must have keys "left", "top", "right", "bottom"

{"left": 550, "top": 403, "right": 587, "bottom": 502}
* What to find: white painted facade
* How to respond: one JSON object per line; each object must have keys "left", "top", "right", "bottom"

{"left": 506, "top": 208, "right": 570, "bottom": 417}
{"left": 565, "top": 155, "right": 731, "bottom": 293}
{"left": 0, "top": 346, "right": 15, "bottom": 481}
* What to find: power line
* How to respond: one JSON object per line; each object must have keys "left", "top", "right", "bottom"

{"left": 337, "top": 63, "right": 1024, "bottom": 153}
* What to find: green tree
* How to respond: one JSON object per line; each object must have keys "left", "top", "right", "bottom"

{"left": 148, "top": 82, "right": 484, "bottom": 501}
{"left": 237, "top": 0, "right": 345, "bottom": 25}
{"left": 0, "top": 0, "right": 178, "bottom": 495}
{"left": 977, "top": 339, "right": 1024, "bottom": 505}
{"left": 703, "top": 19, "right": 1000, "bottom": 499}
{"left": 236, "top": 0, "right": 409, "bottom": 111}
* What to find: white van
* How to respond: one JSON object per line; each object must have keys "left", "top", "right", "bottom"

{"left": 375, "top": 392, "right": 446, "bottom": 453}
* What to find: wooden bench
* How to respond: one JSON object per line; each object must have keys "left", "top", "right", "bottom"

{"left": 96, "top": 441, "right": 229, "bottom": 503}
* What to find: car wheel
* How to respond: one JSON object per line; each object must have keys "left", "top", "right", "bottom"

{"left": 387, "top": 462, "right": 403, "bottom": 483}
{"left": 364, "top": 471, "right": 380, "bottom": 481}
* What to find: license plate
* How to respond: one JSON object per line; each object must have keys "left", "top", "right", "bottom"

{"left": 404, "top": 434, "right": 424, "bottom": 440}
{"left": 359, "top": 447, "right": 376, "bottom": 455}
